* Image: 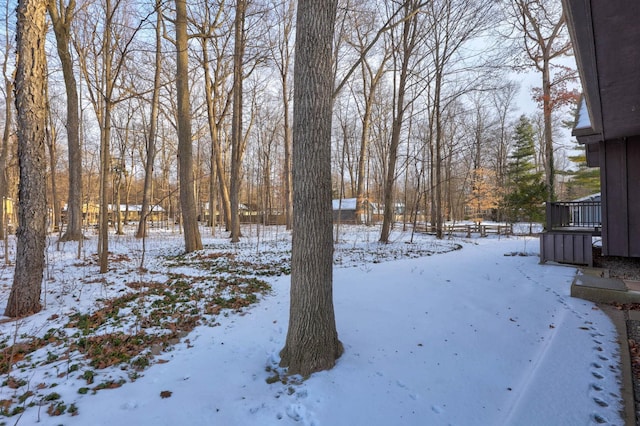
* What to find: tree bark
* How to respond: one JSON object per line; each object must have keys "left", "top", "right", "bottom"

{"left": 5, "top": 0, "right": 48, "bottom": 317}
{"left": 275, "top": 0, "right": 295, "bottom": 230}
{"left": 229, "top": 0, "right": 246, "bottom": 243}
{"left": 136, "top": 0, "right": 162, "bottom": 239}
{"left": 379, "top": 2, "right": 418, "bottom": 243}
{"left": 175, "top": 0, "right": 202, "bottom": 252}
{"left": 280, "top": 0, "right": 343, "bottom": 377}
{"left": 0, "top": 63, "right": 13, "bottom": 241}
{"left": 48, "top": 0, "right": 83, "bottom": 242}
{"left": 542, "top": 58, "right": 554, "bottom": 202}
{"left": 200, "top": 38, "right": 232, "bottom": 232}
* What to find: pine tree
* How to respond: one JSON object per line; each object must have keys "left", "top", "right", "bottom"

{"left": 504, "top": 115, "right": 547, "bottom": 223}
{"left": 566, "top": 144, "right": 600, "bottom": 199}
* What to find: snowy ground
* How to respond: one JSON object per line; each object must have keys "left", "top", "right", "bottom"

{"left": 0, "top": 224, "right": 624, "bottom": 425}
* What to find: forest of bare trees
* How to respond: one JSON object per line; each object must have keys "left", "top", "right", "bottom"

{"left": 0, "top": 0, "right": 582, "bottom": 264}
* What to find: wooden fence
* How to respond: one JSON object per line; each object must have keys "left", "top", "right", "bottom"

{"left": 416, "top": 223, "right": 513, "bottom": 237}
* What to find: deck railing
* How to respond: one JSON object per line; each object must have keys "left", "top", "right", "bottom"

{"left": 546, "top": 201, "right": 601, "bottom": 231}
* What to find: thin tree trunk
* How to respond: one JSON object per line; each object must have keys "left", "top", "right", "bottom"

{"left": 0, "top": 65, "right": 13, "bottom": 241}
{"left": 380, "top": 2, "right": 417, "bottom": 243}
{"left": 282, "top": 76, "right": 293, "bottom": 230}
{"left": 97, "top": 0, "right": 114, "bottom": 273}
{"left": 542, "top": 59, "right": 554, "bottom": 202}
{"left": 6, "top": 0, "right": 48, "bottom": 317}
{"left": 137, "top": 0, "right": 162, "bottom": 239}
{"left": 45, "top": 98, "right": 61, "bottom": 232}
{"left": 48, "top": 0, "right": 82, "bottom": 242}
{"left": 201, "top": 41, "right": 232, "bottom": 231}
{"left": 230, "top": 0, "right": 246, "bottom": 243}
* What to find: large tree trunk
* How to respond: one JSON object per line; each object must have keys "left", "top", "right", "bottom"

{"left": 175, "top": 0, "right": 202, "bottom": 252}
{"left": 48, "top": 0, "right": 82, "bottom": 242}
{"left": 279, "top": 0, "right": 342, "bottom": 377}
{"left": 5, "top": 0, "right": 48, "bottom": 317}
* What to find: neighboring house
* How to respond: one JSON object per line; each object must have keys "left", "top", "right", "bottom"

{"left": 541, "top": 2, "right": 640, "bottom": 265}
{"left": 332, "top": 198, "right": 374, "bottom": 224}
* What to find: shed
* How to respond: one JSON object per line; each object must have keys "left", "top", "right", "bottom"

{"left": 332, "top": 198, "right": 374, "bottom": 224}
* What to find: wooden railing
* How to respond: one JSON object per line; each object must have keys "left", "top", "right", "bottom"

{"left": 546, "top": 201, "right": 601, "bottom": 231}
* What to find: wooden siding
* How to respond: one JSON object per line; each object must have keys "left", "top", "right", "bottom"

{"left": 600, "top": 137, "right": 640, "bottom": 257}
{"left": 540, "top": 232, "right": 593, "bottom": 266}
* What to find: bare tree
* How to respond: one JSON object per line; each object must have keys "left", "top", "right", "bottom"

{"left": 136, "top": 0, "right": 163, "bottom": 239}
{"left": 5, "top": 0, "right": 48, "bottom": 317}
{"left": 175, "top": 0, "right": 202, "bottom": 252}
{"left": 279, "top": 0, "right": 343, "bottom": 377}
{"left": 48, "top": 0, "right": 83, "bottom": 241}
{"left": 424, "top": 0, "right": 499, "bottom": 238}
{"left": 509, "top": 0, "right": 573, "bottom": 202}
{"left": 0, "top": 0, "right": 15, "bottom": 241}
{"left": 344, "top": 1, "right": 392, "bottom": 224}
{"left": 229, "top": 0, "right": 247, "bottom": 243}
{"left": 268, "top": 0, "right": 295, "bottom": 230}
{"left": 193, "top": 3, "right": 233, "bottom": 232}
{"left": 379, "top": 0, "right": 420, "bottom": 243}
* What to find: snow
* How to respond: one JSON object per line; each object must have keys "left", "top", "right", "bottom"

{"left": 576, "top": 95, "right": 593, "bottom": 131}
{"left": 0, "top": 225, "right": 623, "bottom": 426}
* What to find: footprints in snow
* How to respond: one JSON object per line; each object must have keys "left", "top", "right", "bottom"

{"left": 516, "top": 265, "right": 620, "bottom": 423}
{"left": 588, "top": 326, "right": 621, "bottom": 423}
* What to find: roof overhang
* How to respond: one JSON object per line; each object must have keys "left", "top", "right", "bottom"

{"left": 562, "top": 0, "right": 640, "bottom": 141}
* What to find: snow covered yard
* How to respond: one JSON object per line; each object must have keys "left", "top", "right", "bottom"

{"left": 0, "top": 225, "right": 623, "bottom": 425}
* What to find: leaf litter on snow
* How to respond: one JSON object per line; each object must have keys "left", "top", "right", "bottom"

{"left": 0, "top": 224, "right": 458, "bottom": 420}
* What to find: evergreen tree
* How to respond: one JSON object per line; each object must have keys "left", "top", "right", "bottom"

{"left": 566, "top": 144, "right": 600, "bottom": 199}
{"left": 504, "top": 115, "right": 547, "bottom": 223}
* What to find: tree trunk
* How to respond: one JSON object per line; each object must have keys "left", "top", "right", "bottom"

{"left": 48, "top": 0, "right": 82, "bottom": 242}
{"left": 0, "top": 69, "right": 13, "bottom": 241}
{"left": 137, "top": 1, "right": 162, "bottom": 239}
{"left": 542, "top": 59, "right": 554, "bottom": 202}
{"left": 280, "top": 0, "right": 342, "bottom": 377}
{"left": 230, "top": 0, "right": 246, "bottom": 243}
{"left": 282, "top": 75, "right": 293, "bottom": 230}
{"left": 201, "top": 40, "right": 232, "bottom": 232}
{"left": 175, "top": 0, "right": 202, "bottom": 252}
{"left": 45, "top": 102, "right": 61, "bottom": 231}
{"left": 5, "top": 0, "right": 48, "bottom": 317}
{"left": 97, "top": 0, "right": 114, "bottom": 273}
{"left": 379, "top": 2, "right": 417, "bottom": 243}
{"left": 277, "top": 1, "right": 294, "bottom": 230}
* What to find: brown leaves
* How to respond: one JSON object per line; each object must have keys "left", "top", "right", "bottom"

{"left": 160, "top": 390, "right": 172, "bottom": 398}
